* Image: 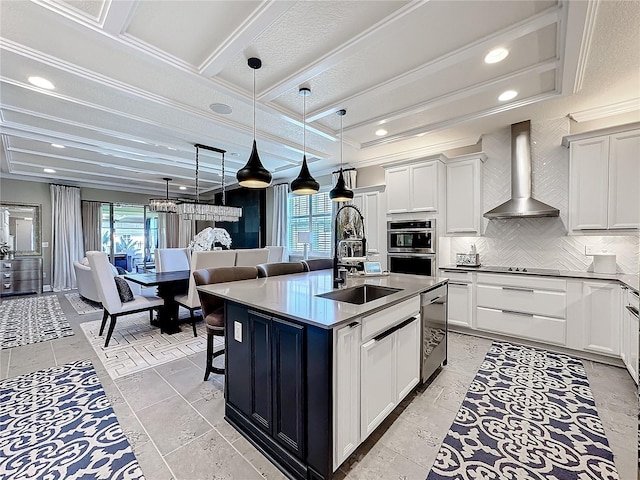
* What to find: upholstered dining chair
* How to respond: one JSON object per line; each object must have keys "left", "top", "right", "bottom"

{"left": 235, "top": 248, "right": 269, "bottom": 267}
{"left": 193, "top": 266, "right": 259, "bottom": 380}
{"left": 174, "top": 250, "right": 236, "bottom": 333}
{"left": 265, "top": 245, "right": 285, "bottom": 263}
{"left": 87, "top": 251, "right": 164, "bottom": 348}
{"left": 302, "top": 258, "right": 334, "bottom": 271}
{"left": 155, "top": 248, "right": 191, "bottom": 272}
{"left": 256, "top": 261, "right": 307, "bottom": 278}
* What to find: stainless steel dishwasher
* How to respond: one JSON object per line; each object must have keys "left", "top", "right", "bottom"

{"left": 420, "top": 283, "right": 448, "bottom": 382}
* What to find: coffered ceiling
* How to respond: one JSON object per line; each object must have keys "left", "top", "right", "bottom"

{"left": 1, "top": 0, "right": 638, "bottom": 197}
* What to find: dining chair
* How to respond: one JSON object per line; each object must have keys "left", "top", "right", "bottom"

{"left": 265, "top": 245, "right": 285, "bottom": 263}
{"left": 256, "top": 261, "right": 307, "bottom": 278}
{"left": 193, "top": 266, "right": 259, "bottom": 380}
{"left": 302, "top": 258, "right": 334, "bottom": 271}
{"left": 175, "top": 250, "right": 236, "bottom": 334}
{"left": 235, "top": 248, "right": 269, "bottom": 267}
{"left": 155, "top": 248, "right": 191, "bottom": 272}
{"left": 87, "top": 251, "right": 164, "bottom": 348}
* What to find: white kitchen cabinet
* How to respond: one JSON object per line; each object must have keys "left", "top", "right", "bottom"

{"left": 333, "top": 321, "right": 361, "bottom": 469}
{"left": 581, "top": 280, "right": 621, "bottom": 356}
{"left": 360, "top": 316, "right": 420, "bottom": 440}
{"left": 567, "top": 128, "right": 640, "bottom": 231}
{"left": 475, "top": 273, "right": 567, "bottom": 346}
{"left": 441, "top": 269, "right": 473, "bottom": 328}
{"left": 384, "top": 156, "right": 445, "bottom": 214}
{"left": 352, "top": 186, "right": 384, "bottom": 258}
{"left": 445, "top": 154, "right": 486, "bottom": 234}
{"left": 360, "top": 332, "right": 396, "bottom": 439}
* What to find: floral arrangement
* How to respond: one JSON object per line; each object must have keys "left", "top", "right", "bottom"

{"left": 0, "top": 241, "right": 10, "bottom": 256}
{"left": 189, "top": 227, "right": 232, "bottom": 251}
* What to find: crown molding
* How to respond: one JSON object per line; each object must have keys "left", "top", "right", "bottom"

{"left": 568, "top": 98, "right": 640, "bottom": 123}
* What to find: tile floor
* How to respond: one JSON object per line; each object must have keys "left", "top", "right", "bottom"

{"left": 0, "top": 292, "right": 637, "bottom": 480}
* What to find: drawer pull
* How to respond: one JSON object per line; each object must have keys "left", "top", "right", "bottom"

{"left": 502, "top": 309, "right": 534, "bottom": 317}
{"left": 348, "top": 321, "right": 360, "bottom": 329}
{"left": 626, "top": 305, "right": 639, "bottom": 319}
{"left": 428, "top": 295, "right": 442, "bottom": 304}
{"left": 3, "top": 273, "right": 10, "bottom": 278}
{"left": 3, "top": 263, "right": 11, "bottom": 268}
{"left": 448, "top": 282, "right": 468, "bottom": 286}
{"left": 3, "top": 283, "right": 11, "bottom": 288}
{"left": 502, "top": 286, "right": 534, "bottom": 293}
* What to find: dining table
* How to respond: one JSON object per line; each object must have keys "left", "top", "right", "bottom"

{"left": 124, "top": 270, "right": 191, "bottom": 334}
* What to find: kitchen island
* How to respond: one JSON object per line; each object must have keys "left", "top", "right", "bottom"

{"left": 197, "top": 270, "right": 447, "bottom": 480}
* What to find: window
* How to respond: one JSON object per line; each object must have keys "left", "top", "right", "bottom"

{"left": 287, "top": 190, "right": 332, "bottom": 255}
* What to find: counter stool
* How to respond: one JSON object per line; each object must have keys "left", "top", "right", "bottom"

{"left": 193, "top": 266, "right": 259, "bottom": 380}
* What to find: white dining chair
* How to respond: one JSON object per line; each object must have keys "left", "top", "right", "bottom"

{"left": 266, "top": 246, "right": 285, "bottom": 263}
{"left": 87, "top": 251, "right": 164, "bottom": 348}
{"left": 174, "top": 250, "right": 237, "bottom": 325}
{"left": 235, "top": 248, "right": 269, "bottom": 267}
{"left": 155, "top": 248, "right": 191, "bottom": 272}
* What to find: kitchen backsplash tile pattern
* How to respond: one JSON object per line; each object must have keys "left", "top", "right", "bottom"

{"left": 444, "top": 117, "right": 639, "bottom": 274}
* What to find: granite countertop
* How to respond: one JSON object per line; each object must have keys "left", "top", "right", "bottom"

{"left": 197, "top": 270, "right": 447, "bottom": 329}
{"left": 439, "top": 264, "right": 639, "bottom": 293}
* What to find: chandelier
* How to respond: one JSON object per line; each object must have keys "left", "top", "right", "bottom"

{"left": 176, "top": 144, "right": 243, "bottom": 222}
{"left": 148, "top": 177, "right": 178, "bottom": 213}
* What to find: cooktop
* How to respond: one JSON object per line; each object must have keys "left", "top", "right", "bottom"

{"left": 469, "top": 265, "right": 561, "bottom": 275}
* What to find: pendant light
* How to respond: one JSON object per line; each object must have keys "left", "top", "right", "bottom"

{"left": 177, "top": 144, "right": 243, "bottom": 221}
{"left": 236, "top": 57, "right": 272, "bottom": 188}
{"left": 291, "top": 87, "right": 319, "bottom": 195}
{"left": 148, "top": 177, "right": 178, "bottom": 212}
{"left": 329, "top": 109, "right": 354, "bottom": 202}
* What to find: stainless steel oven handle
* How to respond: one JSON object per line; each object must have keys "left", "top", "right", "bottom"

{"left": 388, "top": 228, "right": 434, "bottom": 233}
{"left": 388, "top": 254, "right": 435, "bottom": 258}
{"left": 427, "top": 295, "right": 442, "bottom": 304}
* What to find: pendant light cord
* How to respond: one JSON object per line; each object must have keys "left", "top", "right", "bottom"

{"left": 253, "top": 68, "right": 256, "bottom": 140}
{"left": 165, "top": 179, "right": 169, "bottom": 200}
{"left": 195, "top": 145, "right": 200, "bottom": 204}
{"left": 222, "top": 152, "right": 226, "bottom": 205}
{"left": 340, "top": 113, "right": 344, "bottom": 170}
{"left": 303, "top": 92, "right": 306, "bottom": 158}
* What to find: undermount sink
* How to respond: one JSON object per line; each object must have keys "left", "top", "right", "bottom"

{"left": 316, "top": 285, "right": 401, "bottom": 305}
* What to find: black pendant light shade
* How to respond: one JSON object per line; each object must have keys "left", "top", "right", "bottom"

{"left": 329, "top": 169, "right": 354, "bottom": 202}
{"left": 291, "top": 155, "right": 319, "bottom": 194}
{"left": 291, "top": 87, "right": 319, "bottom": 194}
{"left": 237, "top": 57, "right": 272, "bottom": 188}
{"left": 237, "top": 139, "right": 272, "bottom": 188}
{"left": 330, "top": 109, "right": 354, "bottom": 202}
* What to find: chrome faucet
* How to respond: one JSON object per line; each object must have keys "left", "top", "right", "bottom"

{"left": 333, "top": 204, "right": 366, "bottom": 289}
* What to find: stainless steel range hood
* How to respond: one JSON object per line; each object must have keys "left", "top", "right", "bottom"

{"left": 484, "top": 120, "right": 559, "bottom": 219}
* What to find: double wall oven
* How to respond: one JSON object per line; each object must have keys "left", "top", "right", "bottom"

{"left": 387, "top": 219, "right": 436, "bottom": 276}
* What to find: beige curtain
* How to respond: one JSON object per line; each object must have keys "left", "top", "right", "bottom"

{"left": 158, "top": 213, "right": 181, "bottom": 248}
{"left": 81, "top": 200, "right": 102, "bottom": 253}
{"left": 178, "top": 218, "right": 194, "bottom": 248}
{"left": 51, "top": 184, "right": 84, "bottom": 291}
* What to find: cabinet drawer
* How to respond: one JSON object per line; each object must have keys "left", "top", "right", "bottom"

{"left": 1, "top": 269, "right": 41, "bottom": 281}
{"left": 477, "top": 284, "right": 566, "bottom": 318}
{"left": 2, "top": 258, "right": 42, "bottom": 270}
{"left": 477, "top": 273, "right": 566, "bottom": 291}
{"left": 440, "top": 270, "right": 472, "bottom": 283}
{"left": 477, "top": 307, "right": 566, "bottom": 345}
{"left": 362, "top": 297, "right": 420, "bottom": 341}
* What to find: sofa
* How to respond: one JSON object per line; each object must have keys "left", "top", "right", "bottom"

{"left": 73, "top": 258, "right": 154, "bottom": 303}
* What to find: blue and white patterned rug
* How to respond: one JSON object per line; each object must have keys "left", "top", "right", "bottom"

{"left": 0, "top": 359, "right": 144, "bottom": 479}
{"left": 0, "top": 295, "right": 74, "bottom": 349}
{"left": 427, "top": 341, "right": 620, "bottom": 480}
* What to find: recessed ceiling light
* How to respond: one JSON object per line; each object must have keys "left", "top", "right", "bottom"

{"left": 43, "top": 168, "right": 56, "bottom": 173}
{"left": 28, "top": 76, "right": 55, "bottom": 89}
{"left": 210, "top": 103, "right": 232, "bottom": 114}
{"left": 179, "top": 186, "right": 187, "bottom": 190}
{"left": 51, "top": 143, "right": 65, "bottom": 148}
{"left": 484, "top": 48, "right": 509, "bottom": 64}
{"left": 167, "top": 146, "right": 177, "bottom": 151}
{"left": 229, "top": 152, "right": 240, "bottom": 157}
{"left": 375, "top": 129, "right": 388, "bottom": 136}
{"left": 498, "top": 90, "right": 518, "bottom": 102}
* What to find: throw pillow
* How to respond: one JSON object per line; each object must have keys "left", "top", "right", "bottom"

{"left": 81, "top": 257, "right": 90, "bottom": 266}
{"left": 114, "top": 277, "right": 134, "bottom": 302}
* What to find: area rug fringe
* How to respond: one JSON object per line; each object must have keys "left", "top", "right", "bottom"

{"left": 426, "top": 341, "right": 620, "bottom": 480}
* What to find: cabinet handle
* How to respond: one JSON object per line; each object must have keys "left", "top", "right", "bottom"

{"left": 348, "top": 321, "right": 360, "bottom": 328}
{"left": 3, "top": 273, "right": 10, "bottom": 278}
{"left": 3, "top": 283, "right": 10, "bottom": 288}
{"left": 373, "top": 316, "right": 416, "bottom": 342}
{"left": 448, "top": 282, "right": 467, "bottom": 286}
{"left": 3, "top": 263, "right": 11, "bottom": 268}
{"left": 501, "top": 309, "right": 534, "bottom": 317}
{"left": 502, "top": 286, "right": 534, "bottom": 293}
{"left": 626, "top": 305, "right": 639, "bottom": 318}
{"left": 630, "top": 290, "right": 639, "bottom": 300}
{"left": 427, "top": 295, "right": 442, "bottom": 304}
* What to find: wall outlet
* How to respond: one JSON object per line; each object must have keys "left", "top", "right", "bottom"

{"left": 584, "top": 245, "right": 597, "bottom": 255}
{"left": 42, "top": 242, "right": 49, "bottom": 248}
{"left": 234, "top": 321, "right": 242, "bottom": 342}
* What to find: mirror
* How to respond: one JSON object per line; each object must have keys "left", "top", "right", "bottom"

{"left": 0, "top": 202, "right": 42, "bottom": 256}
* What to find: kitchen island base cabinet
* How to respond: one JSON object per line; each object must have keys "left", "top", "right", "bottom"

{"left": 225, "top": 303, "right": 332, "bottom": 480}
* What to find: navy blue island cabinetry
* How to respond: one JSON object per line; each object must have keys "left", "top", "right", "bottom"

{"left": 225, "top": 302, "right": 332, "bottom": 480}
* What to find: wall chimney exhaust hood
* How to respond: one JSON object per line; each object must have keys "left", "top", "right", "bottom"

{"left": 484, "top": 120, "right": 559, "bottom": 219}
